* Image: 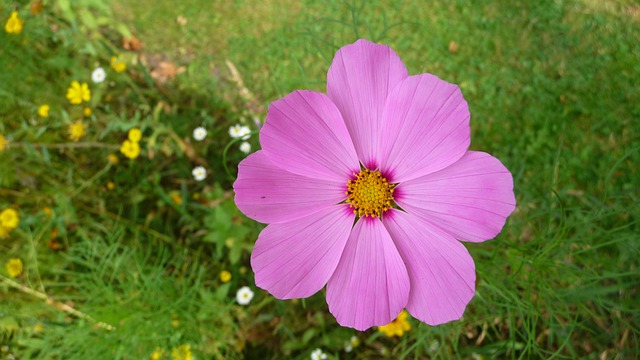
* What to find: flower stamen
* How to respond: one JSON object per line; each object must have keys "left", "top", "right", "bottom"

{"left": 345, "top": 169, "right": 395, "bottom": 218}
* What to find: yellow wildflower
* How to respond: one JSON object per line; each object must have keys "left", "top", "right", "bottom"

{"left": 378, "top": 310, "right": 411, "bottom": 338}
{"left": 220, "top": 270, "right": 232, "bottom": 283}
{"left": 171, "top": 344, "right": 193, "bottom": 360}
{"left": 83, "top": 107, "right": 92, "bottom": 117}
{"left": 171, "top": 314, "right": 180, "bottom": 328}
{"left": 68, "top": 120, "right": 86, "bottom": 141}
{"left": 0, "top": 208, "right": 19, "bottom": 229}
{"left": 38, "top": 104, "right": 50, "bottom": 117}
{"left": 111, "top": 55, "right": 127, "bottom": 73}
{"left": 169, "top": 191, "right": 182, "bottom": 205}
{"left": 0, "top": 134, "right": 7, "bottom": 152}
{"left": 128, "top": 128, "right": 142, "bottom": 142}
{"left": 6, "top": 258, "right": 23, "bottom": 278}
{"left": 150, "top": 348, "right": 164, "bottom": 360}
{"left": 120, "top": 139, "right": 140, "bottom": 159}
{"left": 43, "top": 207, "right": 52, "bottom": 217}
{"left": 66, "top": 81, "right": 91, "bottom": 105}
{"left": 5, "top": 11, "right": 23, "bottom": 35}
{"left": 106, "top": 181, "right": 115, "bottom": 191}
{"left": 107, "top": 154, "right": 119, "bottom": 164}
{"left": 0, "top": 226, "right": 9, "bottom": 238}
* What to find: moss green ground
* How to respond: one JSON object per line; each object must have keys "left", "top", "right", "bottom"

{"left": 1, "top": 0, "right": 639, "bottom": 359}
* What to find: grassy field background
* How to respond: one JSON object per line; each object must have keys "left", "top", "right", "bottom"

{"left": 1, "top": 0, "right": 639, "bottom": 359}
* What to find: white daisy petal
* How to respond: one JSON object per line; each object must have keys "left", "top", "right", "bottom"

{"left": 193, "top": 127, "right": 207, "bottom": 141}
{"left": 236, "top": 286, "right": 254, "bottom": 305}
{"left": 229, "top": 124, "right": 241, "bottom": 138}
{"left": 310, "top": 349, "right": 327, "bottom": 360}
{"left": 91, "top": 67, "right": 106, "bottom": 83}
{"left": 229, "top": 124, "right": 251, "bottom": 139}
{"left": 239, "top": 141, "right": 251, "bottom": 154}
{"left": 191, "top": 166, "right": 207, "bottom": 181}
{"left": 239, "top": 125, "right": 251, "bottom": 140}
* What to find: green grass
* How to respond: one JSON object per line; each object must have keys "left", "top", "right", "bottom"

{"left": 1, "top": 0, "right": 639, "bottom": 358}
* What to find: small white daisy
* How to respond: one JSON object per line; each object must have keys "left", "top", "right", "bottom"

{"left": 191, "top": 166, "right": 207, "bottom": 181}
{"left": 236, "top": 286, "right": 254, "bottom": 305}
{"left": 229, "top": 124, "right": 251, "bottom": 140}
{"left": 238, "top": 125, "right": 251, "bottom": 140}
{"left": 228, "top": 124, "right": 242, "bottom": 138}
{"left": 91, "top": 67, "right": 106, "bottom": 83}
{"left": 193, "top": 126, "right": 207, "bottom": 141}
{"left": 310, "top": 348, "right": 327, "bottom": 360}
{"left": 239, "top": 141, "right": 251, "bottom": 154}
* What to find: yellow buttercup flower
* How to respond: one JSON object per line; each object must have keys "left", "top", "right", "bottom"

{"left": 120, "top": 139, "right": 140, "bottom": 159}
{"left": 111, "top": 55, "right": 127, "bottom": 73}
{"left": 150, "top": 348, "right": 164, "bottom": 360}
{"left": 128, "top": 128, "right": 142, "bottom": 142}
{"left": 169, "top": 191, "right": 182, "bottom": 205}
{"left": 171, "top": 344, "right": 193, "bottom": 360}
{"left": 220, "top": 270, "right": 232, "bottom": 283}
{"left": 378, "top": 310, "right": 411, "bottom": 338}
{"left": 0, "top": 134, "right": 7, "bottom": 152}
{"left": 68, "top": 120, "right": 86, "bottom": 141}
{"left": 83, "top": 107, "right": 92, "bottom": 117}
{"left": 107, "top": 154, "right": 119, "bottom": 164}
{"left": 106, "top": 181, "right": 115, "bottom": 191}
{"left": 6, "top": 258, "right": 23, "bottom": 278}
{"left": 5, "top": 11, "right": 24, "bottom": 35}
{"left": 0, "top": 208, "right": 19, "bottom": 229}
{"left": 66, "top": 81, "right": 91, "bottom": 105}
{"left": 38, "top": 104, "right": 50, "bottom": 117}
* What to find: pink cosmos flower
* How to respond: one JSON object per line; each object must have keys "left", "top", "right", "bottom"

{"left": 233, "top": 39, "right": 516, "bottom": 330}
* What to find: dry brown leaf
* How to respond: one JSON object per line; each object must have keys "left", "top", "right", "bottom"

{"left": 123, "top": 36, "right": 143, "bottom": 51}
{"left": 30, "top": 0, "right": 44, "bottom": 14}
{"left": 448, "top": 41, "right": 459, "bottom": 53}
{"left": 628, "top": 5, "right": 640, "bottom": 21}
{"left": 150, "top": 61, "right": 186, "bottom": 84}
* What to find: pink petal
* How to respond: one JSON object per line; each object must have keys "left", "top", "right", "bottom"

{"left": 251, "top": 205, "right": 355, "bottom": 299}
{"left": 234, "top": 151, "right": 346, "bottom": 224}
{"left": 383, "top": 209, "right": 475, "bottom": 325}
{"left": 379, "top": 74, "right": 470, "bottom": 182}
{"left": 260, "top": 90, "right": 359, "bottom": 182}
{"left": 326, "top": 217, "right": 410, "bottom": 331}
{"left": 395, "top": 151, "right": 516, "bottom": 242}
{"left": 327, "top": 39, "right": 408, "bottom": 169}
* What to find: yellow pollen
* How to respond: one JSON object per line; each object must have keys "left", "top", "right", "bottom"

{"left": 345, "top": 169, "right": 395, "bottom": 218}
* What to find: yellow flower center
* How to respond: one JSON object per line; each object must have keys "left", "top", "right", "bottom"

{"left": 345, "top": 169, "right": 395, "bottom": 218}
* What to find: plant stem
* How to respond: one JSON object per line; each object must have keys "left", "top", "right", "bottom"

{"left": 0, "top": 275, "right": 116, "bottom": 331}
